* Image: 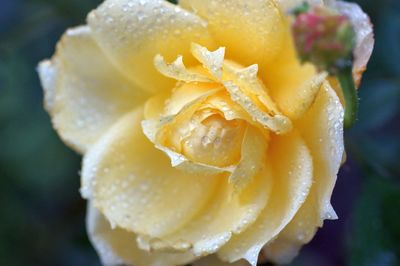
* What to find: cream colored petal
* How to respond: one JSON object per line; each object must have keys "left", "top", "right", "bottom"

{"left": 202, "top": 91, "right": 253, "bottom": 122}
{"left": 263, "top": 83, "right": 344, "bottom": 264}
{"left": 262, "top": 29, "right": 327, "bottom": 120}
{"left": 193, "top": 255, "right": 248, "bottom": 266}
{"left": 185, "top": 44, "right": 292, "bottom": 134}
{"left": 87, "top": 202, "right": 196, "bottom": 266}
{"left": 180, "top": 0, "right": 285, "bottom": 66}
{"left": 81, "top": 107, "right": 219, "bottom": 238}
{"left": 143, "top": 93, "right": 170, "bottom": 120}
{"left": 223, "top": 80, "right": 292, "bottom": 134}
{"left": 142, "top": 87, "right": 232, "bottom": 175}
{"left": 191, "top": 43, "right": 225, "bottom": 80}
{"left": 297, "top": 82, "right": 344, "bottom": 223}
{"left": 218, "top": 131, "right": 313, "bottom": 266}
{"left": 268, "top": 68, "right": 327, "bottom": 120}
{"left": 262, "top": 1, "right": 346, "bottom": 121}
{"left": 142, "top": 126, "right": 232, "bottom": 176}
{"left": 142, "top": 117, "right": 234, "bottom": 176}
{"left": 87, "top": 0, "right": 215, "bottom": 94}
{"left": 38, "top": 26, "right": 148, "bottom": 153}
{"left": 262, "top": 189, "right": 320, "bottom": 264}
{"left": 141, "top": 164, "right": 272, "bottom": 257}
{"left": 327, "top": 77, "right": 345, "bottom": 106}
{"left": 221, "top": 60, "right": 293, "bottom": 133}
{"left": 154, "top": 55, "right": 213, "bottom": 83}
{"left": 143, "top": 82, "right": 222, "bottom": 121}
{"left": 178, "top": 0, "right": 193, "bottom": 11}
{"left": 145, "top": 87, "right": 270, "bottom": 179}
{"left": 222, "top": 62, "right": 280, "bottom": 114}
{"left": 163, "top": 82, "right": 223, "bottom": 117}
{"left": 229, "top": 126, "right": 269, "bottom": 193}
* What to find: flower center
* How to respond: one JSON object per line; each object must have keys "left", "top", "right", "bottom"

{"left": 142, "top": 43, "right": 291, "bottom": 180}
{"left": 182, "top": 113, "right": 245, "bottom": 167}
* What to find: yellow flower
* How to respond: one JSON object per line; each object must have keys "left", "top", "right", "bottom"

{"left": 38, "top": 0, "right": 373, "bottom": 265}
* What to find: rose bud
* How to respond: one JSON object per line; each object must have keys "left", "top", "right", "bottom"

{"left": 291, "top": 3, "right": 358, "bottom": 128}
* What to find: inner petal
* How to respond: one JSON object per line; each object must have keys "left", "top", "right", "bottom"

{"left": 145, "top": 43, "right": 300, "bottom": 181}
{"left": 182, "top": 113, "right": 245, "bottom": 167}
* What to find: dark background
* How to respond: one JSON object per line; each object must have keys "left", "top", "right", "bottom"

{"left": 0, "top": 0, "right": 399, "bottom": 265}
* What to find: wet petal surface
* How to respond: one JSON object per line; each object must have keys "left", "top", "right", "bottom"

{"left": 81, "top": 107, "right": 219, "bottom": 238}
{"left": 218, "top": 131, "right": 313, "bottom": 266}
{"left": 38, "top": 26, "right": 148, "bottom": 153}
{"left": 88, "top": 0, "right": 215, "bottom": 94}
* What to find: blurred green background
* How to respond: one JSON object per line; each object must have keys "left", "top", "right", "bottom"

{"left": 0, "top": 0, "right": 399, "bottom": 265}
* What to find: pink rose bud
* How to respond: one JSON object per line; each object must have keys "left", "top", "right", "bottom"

{"left": 291, "top": 3, "right": 356, "bottom": 75}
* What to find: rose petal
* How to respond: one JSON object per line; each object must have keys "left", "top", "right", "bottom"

{"left": 179, "top": 0, "right": 285, "bottom": 66}
{"left": 142, "top": 87, "right": 232, "bottom": 174}
{"left": 297, "top": 82, "right": 344, "bottom": 223}
{"left": 268, "top": 66, "right": 327, "bottom": 120}
{"left": 140, "top": 161, "right": 272, "bottom": 257}
{"left": 201, "top": 91, "right": 253, "bottom": 122}
{"left": 81, "top": 107, "right": 219, "bottom": 238}
{"left": 218, "top": 130, "right": 313, "bottom": 266}
{"left": 158, "top": 82, "right": 223, "bottom": 118}
{"left": 223, "top": 80, "right": 292, "bottom": 134}
{"left": 191, "top": 43, "right": 226, "bottom": 80}
{"left": 88, "top": 0, "right": 215, "bottom": 94}
{"left": 263, "top": 82, "right": 345, "bottom": 264}
{"left": 221, "top": 60, "right": 293, "bottom": 133}
{"left": 38, "top": 26, "right": 148, "bottom": 153}
{"left": 86, "top": 202, "right": 196, "bottom": 266}
{"left": 262, "top": 190, "right": 320, "bottom": 264}
{"left": 154, "top": 54, "right": 213, "bottom": 83}
{"left": 229, "top": 126, "right": 269, "bottom": 193}
{"left": 222, "top": 62, "right": 280, "bottom": 115}
{"left": 261, "top": 30, "right": 327, "bottom": 121}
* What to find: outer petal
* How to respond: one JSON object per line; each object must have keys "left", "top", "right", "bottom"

{"left": 264, "top": 82, "right": 344, "bottom": 264}
{"left": 262, "top": 29, "right": 326, "bottom": 121}
{"left": 218, "top": 131, "right": 313, "bottom": 266}
{"left": 180, "top": 0, "right": 286, "bottom": 66}
{"left": 140, "top": 161, "right": 272, "bottom": 256}
{"left": 262, "top": 190, "right": 320, "bottom": 264}
{"left": 87, "top": 202, "right": 195, "bottom": 266}
{"left": 297, "top": 82, "right": 344, "bottom": 224}
{"left": 81, "top": 107, "right": 219, "bottom": 238}
{"left": 38, "top": 26, "right": 148, "bottom": 153}
{"left": 87, "top": 0, "right": 215, "bottom": 94}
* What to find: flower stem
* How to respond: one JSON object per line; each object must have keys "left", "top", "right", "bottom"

{"left": 337, "top": 66, "right": 358, "bottom": 128}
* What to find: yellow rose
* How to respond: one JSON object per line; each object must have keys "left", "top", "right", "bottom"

{"left": 38, "top": 0, "right": 373, "bottom": 265}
